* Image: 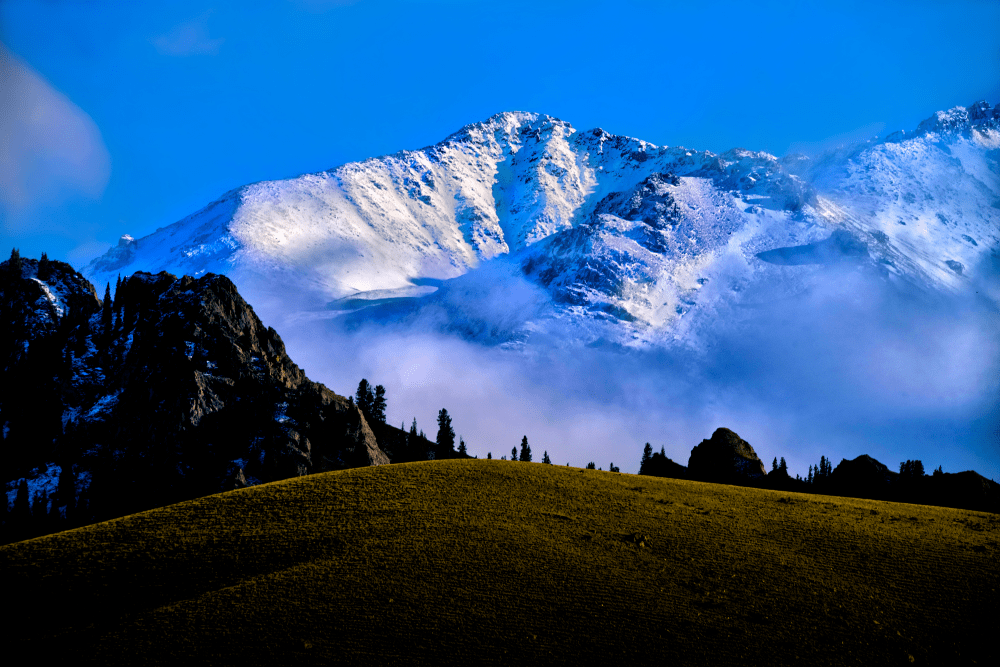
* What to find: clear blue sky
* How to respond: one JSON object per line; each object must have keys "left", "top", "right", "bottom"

{"left": 2, "top": 0, "right": 999, "bottom": 266}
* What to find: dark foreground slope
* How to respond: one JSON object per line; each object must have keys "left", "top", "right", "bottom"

{"left": 3, "top": 460, "right": 996, "bottom": 666}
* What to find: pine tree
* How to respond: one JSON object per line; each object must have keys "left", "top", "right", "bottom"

{"left": 933, "top": 465, "right": 943, "bottom": 477}
{"left": 436, "top": 409, "right": 455, "bottom": 455}
{"left": 355, "top": 379, "right": 374, "bottom": 416}
{"left": 487, "top": 452, "right": 492, "bottom": 459}
{"left": 511, "top": 447, "right": 517, "bottom": 461}
{"left": 609, "top": 462, "right": 619, "bottom": 473}
{"left": 518, "top": 436, "right": 531, "bottom": 462}
{"left": 772, "top": 457, "right": 778, "bottom": 473}
{"left": 102, "top": 282, "right": 113, "bottom": 334}
{"left": 808, "top": 464, "right": 814, "bottom": 484}
{"left": 542, "top": 451, "right": 551, "bottom": 464}
{"left": 779, "top": 457, "right": 788, "bottom": 474}
{"left": 8, "top": 248, "right": 22, "bottom": 277}
{"left": 409, "top": 418, "right": 418, "bottom": 442}
{"left": 586, "top": 462, "right": 596, "bottom": 470}
{"left": 457, "top": 437, "right": 467, "bottom": 456}
{"left": 372, "top": 385, "right": 387, "bottom": 423}
{"left": 640, "top": 443, "right": 653, "bottom": 474}
{"left": 38, "top": 252, "right": 50, "bottom": 280}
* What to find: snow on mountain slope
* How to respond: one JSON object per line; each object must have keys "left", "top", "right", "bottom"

{"left": 85, "top": 103, "right": 1000, "bottom": 345}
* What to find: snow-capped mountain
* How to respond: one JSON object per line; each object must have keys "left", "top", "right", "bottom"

{"left": 85, "top": 103, "right": 1000, "bottom": 347}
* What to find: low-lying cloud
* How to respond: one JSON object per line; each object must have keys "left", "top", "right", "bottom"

{"left": 276, "top": 257, "right": 1000, "bottom": 481}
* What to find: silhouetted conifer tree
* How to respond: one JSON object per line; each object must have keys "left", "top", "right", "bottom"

{"left": 814, "top": 456, "right": 832, "bottom": 484}
{"left": 640, "top": 443, "right": 653, "bottom": 474}
{"left": 586, "top": 462, "right": 596, "bottom": 470}
{"left": 487, "top": 452, "right": 492, "bottom": 459}
{"left": 511, "top": 447, "right": 517, "bottom": 461}
{"left": 779, "top": 457, "right": 787, "bottom": 474}
{"left": 355, "top": 379, "right": 374, "bottom": 416}
{"left": 457, "top": 437, "right": 467, "bottom": 456}
{"left": 372, "top": 385, "right": 387, "bottom": 423}
{"left": 518, "top": 436, "right": 531, "bottom": 462}
{"left": 436, "top": 409, "right": 455, "bottom": 455}
{"left": 101, "top": 282, "right": 113, "bottom": 335}
{"left": 542, "top": 451, "right": 551, "bottom": 464}
{"left": 38, "top": 252, "right": 50, "bottom": 280}
{"left": 933, "top": 465, "right": 943, "bottom": 477}
{"left": 8, "top": 248, "right": 22, "bottom": 277}
{"left": 114, "top": 274, "right": 122, "bottom": 311}
{"left": 609, "top": 462, "right": 619, "bottom": 473}
{"left": 772, "top": 457, "right": 778, "bottom": 473}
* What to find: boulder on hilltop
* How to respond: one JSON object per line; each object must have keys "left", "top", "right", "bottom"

{"left": 687, "top": 427, "right": 767, "bottom": 485}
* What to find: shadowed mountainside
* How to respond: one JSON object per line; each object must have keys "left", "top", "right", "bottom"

{"left": 1, "top": 256, "right": 388, "bottom": 543}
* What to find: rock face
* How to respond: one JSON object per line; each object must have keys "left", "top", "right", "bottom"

{"left": 687, "top": 427, "right": 767, "bottom": 484}
{"left": 1, "top": 256, "right": 388, "bottom": 539}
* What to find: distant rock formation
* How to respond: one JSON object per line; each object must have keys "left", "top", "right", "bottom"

{"left": 1, "top": 256, "right": 388, "bottom": 543}
{"left": 827, "top": 455, "right": 895, "bottom": 500}
{"left": 827, "top": 455, "right": 1000, "bottom": 512}
{"left": 687, "top": 427, "right": 767, "bottom": 484}
{"left": 635, "top": 427, "right": 997, "bottom": 513}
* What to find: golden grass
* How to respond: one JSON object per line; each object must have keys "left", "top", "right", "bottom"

{"left": 3, "top": 460, "right": 997, "bottom": 665}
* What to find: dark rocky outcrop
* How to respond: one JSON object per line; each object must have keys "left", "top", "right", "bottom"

{"left": 826, "top": 456, "right": 1000, "bottom": 512}
{"left": 2, "top": 257, "right": 388, "bottom": 543}
{"left": 687, "top": 427, "right": 767, "bottom": 484}
{"left": 827, "top": 454, "right": 896, "bottom": 500}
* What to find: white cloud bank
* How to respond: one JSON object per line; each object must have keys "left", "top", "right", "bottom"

{"left": 0, "top": 43, "right": 111, "bottom": 227}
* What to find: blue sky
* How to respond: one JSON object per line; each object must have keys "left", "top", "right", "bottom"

{"left": 1, "top": 0, "right": 998, "bottom": 266}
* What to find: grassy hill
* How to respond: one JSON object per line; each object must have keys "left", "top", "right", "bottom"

{"left": 3, "top": 460, "right": 996, "bottom": 665}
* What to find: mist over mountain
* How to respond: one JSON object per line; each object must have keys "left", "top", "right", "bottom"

{"left": 83, "top": 102, "right": 1000, "bottom": 478}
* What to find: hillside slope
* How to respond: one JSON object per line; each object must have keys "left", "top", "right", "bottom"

{"left": 4, "top": 460, "right": 995, "bottom": 666}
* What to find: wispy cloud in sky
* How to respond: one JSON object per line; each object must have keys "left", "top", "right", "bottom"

{"left": 0, "top": 43, "right": 110, "bottom": 231}
{"left": 153, "top": 12, "right": 224, "bottom": 57}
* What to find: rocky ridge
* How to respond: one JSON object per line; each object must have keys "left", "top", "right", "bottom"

{"left": 1, "top": 255, "right": 388, "bottom": 542}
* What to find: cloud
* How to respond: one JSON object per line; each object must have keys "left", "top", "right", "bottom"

{"left": 66, "top": 238, "right": 113, "bottom": 266}
{"left": 153, "top": 13, "right": 224, "bottom": 56}
{"left": 784, "top": 121, "right": 887, "bottom": 158}
{"left": 273, "top": 256, "right": 1000, "bottom": 481}
{"left": 0, "top": 43, "right": 111, "bottom": 226}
